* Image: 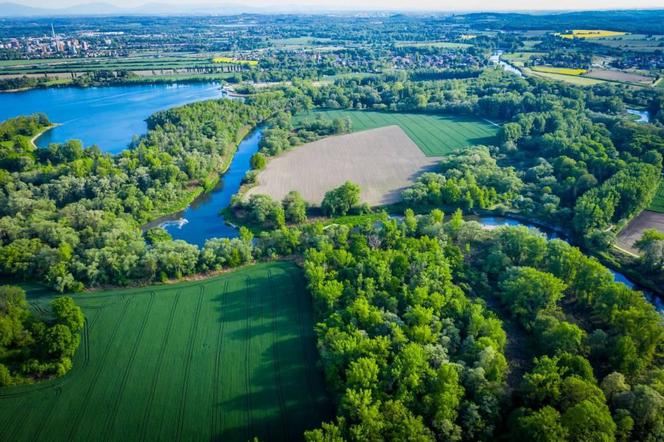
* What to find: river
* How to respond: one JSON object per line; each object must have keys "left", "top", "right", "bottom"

{"left": 0, "top": 82, "right": 224, "bottom": 153}
{"left": 153, "top": 129, "right": 262, "bottom": 246}
{"left": 475, "top": 216, "right": 663, "bottom": 313}
{"left": 490, "top": 51, "right": 524, "bottom": 78}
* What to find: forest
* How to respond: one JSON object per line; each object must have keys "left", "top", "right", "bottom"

{"left": 299, "top": 212, "right": 664, "bottom": 441}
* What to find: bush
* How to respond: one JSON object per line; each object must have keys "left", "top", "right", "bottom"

{"left": 321, "top": 181, "right": 361, "bottom": 217}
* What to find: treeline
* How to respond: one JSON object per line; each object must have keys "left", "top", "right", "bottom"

{"left": 0, "top": 76, "right": 49, "bottom": 92}
{"left": 300, "top": 212, "right": 664, "bottom": 441}
{"left": 0, "top": 286, "right": 84, "bottom": 386}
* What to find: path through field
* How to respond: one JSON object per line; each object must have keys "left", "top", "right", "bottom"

{"left": 0, "top": 262, "right": 331, "bottom": 442}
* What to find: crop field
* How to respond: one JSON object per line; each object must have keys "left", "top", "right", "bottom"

{"left": 557, "top": 29, "right": 627, "bottom": 39}
{"left": 584, "top": 69, "right": 654, "bottom": 85}
{"left": 531, "top": 66, "right": 588, "bottom": 76}
{"left": 617, "top": 210, "right": 664, "bottom": 253}
{"left": 296, "top": 110, "right": 499, "bottom": 156}
{"left": 525, "top": 68, "right": 605, "bottom": 86}
{"left": 0, "top": 262, "right": 331, "bottom": 442}
{"left": 245, "top": 126, "right": 442, "bottom": 206}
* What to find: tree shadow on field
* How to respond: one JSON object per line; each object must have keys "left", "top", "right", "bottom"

{"left": 467, "top": 135, "right": 499, "bottom": 146}
{"left": 208, "top": 270, "right": 333, "bottom": 442}
{"left": 209, "top": 335, "right": 332, "bottom": 442}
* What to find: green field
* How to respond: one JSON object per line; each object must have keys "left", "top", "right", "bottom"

{"left": 297, "top": 110, "right": 500, "bottom": 156}
{"left": 649, "top": 180, "right": 664, "bottom": 213}
{"left": 0, "top": 262, "right": 331, "bottom": 441}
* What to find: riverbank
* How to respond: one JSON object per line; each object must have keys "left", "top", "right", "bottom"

{"left": 142, "top": 124, "right": 255, "bottom": 230}
{"left": 29, "top": 123, "right": 59, "bottom": 149}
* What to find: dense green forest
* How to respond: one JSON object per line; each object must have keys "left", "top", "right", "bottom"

{"left": 301, "top": 214, "right": 664, "bottom": 441}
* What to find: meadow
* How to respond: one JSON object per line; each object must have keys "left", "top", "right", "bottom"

{"left": 0, "top": 262, "right": 331, "bottom": 442}
{"left": 297, "top": 110, "right": 499, "bottom": 156}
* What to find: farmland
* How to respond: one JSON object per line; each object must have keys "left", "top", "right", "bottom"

{"left": 531, "top": 66, "right": 588, "bottom": 76}
{"left": 0, "top": 262, "right": 331, "bottom": 442}
{"left": 296, "top": 110, "right": 499, "bottom": 156}
{"left": 245, "top": 126, "right": 442, "bottom": 206}
{"left": 558, "top": 29, "right": 627, "bottom": 39}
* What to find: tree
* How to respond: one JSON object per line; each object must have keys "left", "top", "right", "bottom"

{"left": 51, "top": 296, "right": 84, "bottom": 333}
{"left": 499, "top": 267, "right": 566, "bottom": 327}
{"left": 282, "top": 191, "right": 307, "bottom": 224}
{"left": 634, "top": 229, "right": 664, "bottom": 273}
{"left": 321, "top": 181, "right": 360, "bottom": 216}
{"left": 561, "top": 400, "right": 616, "bottom": 442}
{"left": 510, "top": 406, "right": 568, "bottom": 442}
{"left": 250, "top": 152, "right": 267, "bottom": 170}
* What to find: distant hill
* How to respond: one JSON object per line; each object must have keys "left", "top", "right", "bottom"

{"left": 0, "top": 1, "right": 271, "bottom": 17}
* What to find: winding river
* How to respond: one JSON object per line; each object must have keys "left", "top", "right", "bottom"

{"left": 475, "top": 216, "right": 663, "bottom": 313}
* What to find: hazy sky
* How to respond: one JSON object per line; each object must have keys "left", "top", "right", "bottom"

{"left": 16, "top": 0, "right": 664, "bottom": 11}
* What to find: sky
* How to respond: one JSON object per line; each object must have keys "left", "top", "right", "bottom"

{"left": 15, "top": 0, "right": 664, "bottom": 11}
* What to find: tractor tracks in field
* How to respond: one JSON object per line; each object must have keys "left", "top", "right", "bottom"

{"left": 243, "top": 275, "right": 254, "bottom": 442}
{"left": 211, "top": 280, "right": 230, "bottom": 440}
{"left": 138, "top": 289, "right": 182, "bottom": 442}
{"left": 101, "top": 292, "right": 156, "bottom": 441}
{"left": 287, "top": 269, "right": 320, "bottom": 421}
{"left": 268, "top": 270, "right": 290, "bottom": 440}
{"left": 174, "top": 285, "right": 206, "bottom": 441}
{"left": 67, "top": 296, "right": 132, "bottom": 441}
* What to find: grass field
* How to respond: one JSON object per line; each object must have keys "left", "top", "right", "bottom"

{"left": 531, "top": 66, "right": 588, "bottom": 76}
{"left": 0, "top": 262, "right": 331, "bottom": 442}
{"left": 297, "top": 110, "right": 499, "bottom": 156}
{"left": 525, "top": 68, "right": 605, "bottom": 86}
{"left": 650, "top": 181, "right": 664, "bottom": 213}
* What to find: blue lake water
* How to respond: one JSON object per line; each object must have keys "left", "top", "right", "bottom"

{"left": 0, "top": 82, "right": 223, "bottom": 153}
{"left": 158, "top": 129, "right": 262, "bottom": 246}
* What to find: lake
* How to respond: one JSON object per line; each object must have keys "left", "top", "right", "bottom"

{"left": 0, "top": 82, "right": 224, "bottom": 153}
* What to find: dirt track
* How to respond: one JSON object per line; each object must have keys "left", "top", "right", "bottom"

{"left": 245, "top": 126, "right": 442, "bottom": 206}
{"left": 617, "top": 210, "right": 664, "bottom": 253}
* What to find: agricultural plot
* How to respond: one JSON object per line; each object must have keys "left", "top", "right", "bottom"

{"left": 557, "top": 29, "right": 627, "bottom": 39}
{"left": 297, "top": 110, "right": 499, "bottom": 156}
{"left": 617, "top": 210, "right": 664, "bottom": 254}
{"left": 584, "top": 69, "right": 654, "bottom": 85}
{"left": 531, "top": 66, "right": 588, "bottom": 76}
{"left": 245, "top": 126, "right": 442, "bottom": 206}
{"left": 0, "top": 262, "right": 331, "bottom": 442}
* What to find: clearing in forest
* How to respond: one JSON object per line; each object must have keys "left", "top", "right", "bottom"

{"left": 296, "top": 109, "right": 499, "bottom": 156}
{"left": 245, "top": 126, "right": 442, "bottom": 206}
{"left": 0, "top": 262, "right": 331, "bottom": 442}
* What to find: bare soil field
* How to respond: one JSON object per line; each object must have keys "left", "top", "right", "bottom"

{"left": 245, "top": 126, "right": 442, "bottom": 206}
{"left": 617, "top": 210, "right": 664, "bottom": 254}
{"left": 584, "top": 69, "right": 654, "bottom": 85}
